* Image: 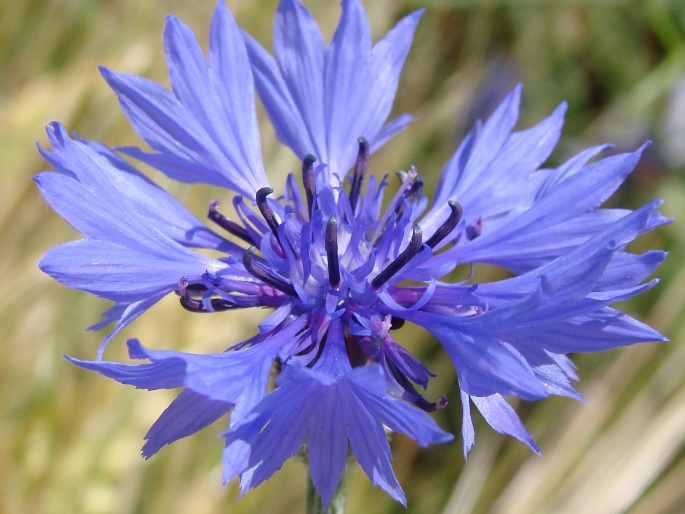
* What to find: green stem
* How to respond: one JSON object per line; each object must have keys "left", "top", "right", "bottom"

{"left": 306, "top": 465, "right": 346, "bottom": 514}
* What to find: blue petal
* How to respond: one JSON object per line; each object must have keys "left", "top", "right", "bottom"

{"left": 307, "top": 385, "right": 349, "bottom": 508}
{"left": 460, "top": 391, "right": 540, "bottom": 457}
{"left": 409, "top": 245, "right": 615, "bottom": 398}
{"left": 39, "top": 239, "right": 222, "bottom": 303}
{"left": 130, "top": 317, "right": 306, "bottom": 415}
{"left": 69, "top": 350, "right": 240, "bottom": 459}
{"left": 102, "top": 8, "right": 268, "bottom": 198}
{"left": 242, "top": 31, "right": 317, "bottom": 163}
{"left": 431, "top": 85, "right": 523, "bottom": 210}
{"left": 66, "top": 351, "right": 187, "bottom": 390}
{"left": 224, "top": 338, "right": 451, "bottom": 507}
{"left": 349, "top": 366, "right": 453, "bottom": 446}
{"left": 102, "top": 68, "right": 230, "bottom": 186}
{"left": 322, "top": 0, "right": 373, "bottom": 178}
{"left": 428, "top": 93, "right": 566, "bottom": 230}
{"left": 86, "top": 144, "right": 235, "bottom": 252}
{"left": 39, "top": 123, "right": 236, "bottom": 253}
{"left": 519, "top": 308, "right": 667, "bottom": 353}
{"left": 207, "top": 2, "right": 267, "bottom": 190}
{"left": 273, "top": 0, "right": 326, "bottom": 157}
{"left": 460, "top": 390, "right": 475, "bottom": 459}
{"left": 457, "top": 200, "right": 665, "bottom": 289}
{"left": 89, "top": 296, "right": 166, "bottom": 359}
{"left": 445, "top": 146, "right": 652, "bottom": 270}
{"left": 519, "top": 346, "right": 584, "bottom": 401}
{"left": 342, "top": 386, "right": 406, "bottom": 506}
{"left": 351, "top": 9, "right": 424, "bottom": 160}
{"left": 142, "top": 390, "right": 232, "bottom": 458}
{"left": 369, "top": 113, "right": 415, "bottom": 154}
{"left": 498, "top": 146, "right": 651, "bottom": 240}
{"left": 471, "top": 394, "right": 541, "bottom": 455}
{"left": 444, "top": 329, "right": 548, "bottom": 399}
{"left": 225, "top": 372, "right": 312, "bottom": 493}
{"left": 244, "top": 0, "right": 421, "bottom": 180}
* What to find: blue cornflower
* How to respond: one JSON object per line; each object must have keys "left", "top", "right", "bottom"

{"left": 37, "top": 0, "right": 668, "bottom": 508}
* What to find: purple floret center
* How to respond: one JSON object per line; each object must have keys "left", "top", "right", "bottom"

{"left": 184, "top": 138, "right": 463, "bottom": 411}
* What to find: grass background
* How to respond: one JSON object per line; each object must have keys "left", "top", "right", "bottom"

{"left": 1, "top": 0, "right": 684, "bottom": 512}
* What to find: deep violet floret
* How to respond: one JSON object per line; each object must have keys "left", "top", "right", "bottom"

{"left": 37, "top": 0, "right": 669, "bottom": 508}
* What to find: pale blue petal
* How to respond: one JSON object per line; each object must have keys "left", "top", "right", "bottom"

{"left": 142, "top": 390, "right": 232, "bottom": 458}
{"left": 471, "top": 394, "right": 541, "bottom": 455}
{"left": 344, "top": 388, "right": 406, "bottom": 506}
{"left": 208, "top": 2, "right": 266, "bottom": 187}
{"left": 307, "top": 387, "right": 349, "bottom": 508}
{"left": 242, "top": 31, "right": 316, "bottom": 161}
{"left": 273, "top": 0, "right": 326, "bottom": 155}
{"left": 102, "top": 29, "right": 267, "bottom": 197}
{"left": 350, "top": 366, "right": 453, "bottom": 446}
{"left": 80, "top": 138, "right": 237, "bottom": 252}
{"left": 460, "top": 390, "right": 475, "bottom": 459}
{"left": 323, "top": 0, "right": 373, "bottom": 178}
{"left": 40, "top": 239, "right": 220, "bottom": 302}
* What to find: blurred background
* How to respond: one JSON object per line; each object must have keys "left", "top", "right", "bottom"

{"left": 1, "top": 0, "right": 684, "bottom": 512}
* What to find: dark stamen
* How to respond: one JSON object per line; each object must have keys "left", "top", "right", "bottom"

{"left": 256, "top": 187, "right": 282, "bottom": 246}
{"left": 386, "top": 358, "right": 440, "bottom": 412}
{"left": 372, "top": 224, "right": 423, "bottom": 289}
{"left": 349, "top": 138, "right": 369, "bottom": 213}
{"left": 325, "top": 215, "right": 340, "bottom": 287}
{"left": 180, "top": 295, "right": 241, "bottom": 312}
{"left": 305, "top": 328, "right": 328, "bottom": 369}
{"left": 179, "top": 282, "right": 208, "bottom": 296}
{"left": 242, "top": 246, "right": 297, "bottom": 297}
{"left": 302, "top": 154, "right": 317, "bottom": 217}
{"left": 465, "top": 218, "right": 482, "bottom": 240}
{"left": 405, "top": 176, "right": 424, "bottom": 203}
{"left": 345, "top": 331, "right": 369, "bottom": 368}
{"left": 207, "top": 201, "right": 256, "bottom": 246}
{"left": 395, "top": 176, "right": 424, "bottom": 218}
{"left": 425, "top": 201, "right": 463, "bottom": 248}
{"left": 390, "top": 316, "right": 405, "bottom": 330}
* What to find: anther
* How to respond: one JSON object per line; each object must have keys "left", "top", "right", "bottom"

{"left": 390, "top": 316, "right": 405, "bottom": 330}
{"left": 395, "top": 176, "right": 424, "bottom": 218}
{"left": 256, "top": 187, "right": 282, "bottom": 246}
{"left": 372, "top": 224, "right": 423, "bottom": 289}
{"left": 349, "top": 138, "right": 369, "bottom": 213}
{"left": 302, "top": 154, "right": 317, "bottom": 217}
{"left": 425, "top": 201, "right": 463, "bottom": 248}
{"left": 386, "top": 359, "right": 441, "bottom": 412}
{"left": 177, "top": 276, "right": 239, "bottom": 312}
{"left": 207, "top": 201, "right": 256, "bottom": 246}
{"left": 242, "top": 246, "right": 297, "bottom": 297}
{"left": 465, "top": 218, "right": 482, "bottom": 240}
{"left": 369, "top": 166, "right": 418, "bottom": 247}
{"left": 405, "top": 176, "right": 424, "bottom": 203}
{"left": 180, "top": 296, "right": 241, "bottom": 313}
{"left": 176, "top": 276, "right": 208, "bottom": 297}
{"left": 325, "top": 215, "right": 340, "bottom": 288}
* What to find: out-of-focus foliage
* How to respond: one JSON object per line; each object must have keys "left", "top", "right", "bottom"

{"left": 1, "top": 1, "right": 683, "bottom": 513}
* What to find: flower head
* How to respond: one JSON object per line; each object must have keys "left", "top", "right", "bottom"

{"left": 37, "top": 0, "right": 668, "bottom": 508}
